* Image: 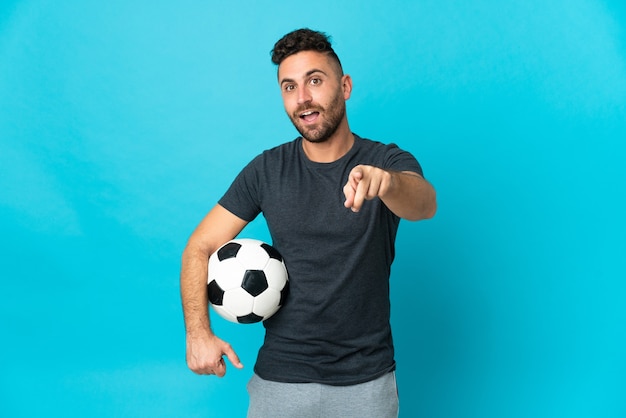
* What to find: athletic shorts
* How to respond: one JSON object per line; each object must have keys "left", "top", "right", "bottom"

{"left": 247, "top": 371, "right": 399, "bottom": 418}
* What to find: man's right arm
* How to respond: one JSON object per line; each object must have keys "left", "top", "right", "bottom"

{"left": 180, "top": 204, "right": 249, "bottom": 377}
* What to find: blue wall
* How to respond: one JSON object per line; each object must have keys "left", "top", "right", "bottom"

{"left": 1, "top": 1, "right": 625, "bottom": 417}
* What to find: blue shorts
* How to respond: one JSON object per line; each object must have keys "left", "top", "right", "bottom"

{"left": 247, "top": 372, "right": 399, "bottom": 418}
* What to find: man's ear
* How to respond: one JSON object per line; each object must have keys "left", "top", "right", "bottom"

{"left": 342, "top": 74, "right": 353, "bottom": 100}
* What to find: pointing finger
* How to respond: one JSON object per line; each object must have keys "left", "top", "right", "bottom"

{"left": 224, "top": 345, "right": 244, "bottom": 370}
{"left": 343, "top": 180, "right": 356, "bottom": 209}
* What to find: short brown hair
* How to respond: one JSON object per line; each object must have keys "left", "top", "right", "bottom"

{"left": 271, "top": 28, "right": 343, "bottom": 72}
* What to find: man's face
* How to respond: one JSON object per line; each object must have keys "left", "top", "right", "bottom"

{"left": 278, "top": 51, "right": 351, "bottom": 143}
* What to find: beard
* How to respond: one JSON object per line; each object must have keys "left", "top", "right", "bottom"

{"left": 288, "top": 89, "right": 346, "bottom": 143}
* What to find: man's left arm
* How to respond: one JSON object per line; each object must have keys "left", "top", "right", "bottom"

{"left": 343, "top": 165, "right": 437, "bottom": 221}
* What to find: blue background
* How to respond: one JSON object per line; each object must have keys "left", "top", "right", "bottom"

{"left": 1, "top": 1, "right": 625, "bottom": 417}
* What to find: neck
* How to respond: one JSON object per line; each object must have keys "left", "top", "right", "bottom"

{"left": 301, "top": 120, "right": 354, "bottom": 163}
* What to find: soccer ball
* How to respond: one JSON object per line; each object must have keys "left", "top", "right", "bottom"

{"left": 207, "top": 238, "right": 289, "bottom": 324}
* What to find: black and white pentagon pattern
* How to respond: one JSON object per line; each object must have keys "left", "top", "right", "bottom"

{"left": 207, "top": 238, "right": 288, "bottom": 324}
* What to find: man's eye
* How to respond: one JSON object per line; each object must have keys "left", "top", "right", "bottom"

{"left": 284, "top": 84, "right": 295, "bottom": 92}
{"left": 310, "top": 78, "right": 321, "bottom": 85}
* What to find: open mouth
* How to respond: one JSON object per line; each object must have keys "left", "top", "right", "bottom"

{"left": 299, "top": 110, "right": 320, "bottom": 123}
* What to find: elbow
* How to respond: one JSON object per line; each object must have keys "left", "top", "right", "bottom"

{"left": 423, "top": 185, "right": 438, "bottom": 219}
{"left": 182, "top": 237, "right": 211, "bottom": 263}
{"left": 423, "top": 200, "right": 437, "bottom": 220}
{"left": 408, "top": 190, "right": 437, "bottom": 221}
{"left": 408, "top": 203, "right": 436, "bottom": 221}
{"left": 424, "top": 189, "right": 438, "bottom": 219}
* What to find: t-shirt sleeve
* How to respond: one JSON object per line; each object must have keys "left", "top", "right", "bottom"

{"left": 383, "top": 143, "right": 424, "bottom": 177}
{"left": 218, "top": 155, "right": 263, "bottom": 222}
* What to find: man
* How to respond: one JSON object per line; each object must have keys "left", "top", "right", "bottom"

{"left": 181, "top": 28, "right": 436, "bottom": 417}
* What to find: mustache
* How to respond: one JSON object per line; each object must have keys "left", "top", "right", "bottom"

{"left": 293, "top": 104, "right": 324, "bottom": 117}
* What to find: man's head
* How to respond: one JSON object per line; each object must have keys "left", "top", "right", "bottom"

{"left": 271, "top": 29, "right": 351, "bottom": 144}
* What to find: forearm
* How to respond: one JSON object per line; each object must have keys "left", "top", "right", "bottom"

{"left": 180, "top": 243, "right": 214, "bottom": 338}
{"left": 383, "top": 171, "right": 437, "bottom": 221}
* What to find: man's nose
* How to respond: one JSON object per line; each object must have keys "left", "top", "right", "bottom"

{"left": 297, "top": 85, "right": 312, "bottom": 105}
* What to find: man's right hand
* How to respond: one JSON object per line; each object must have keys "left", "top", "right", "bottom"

{"left": 186, "top": 333, "right": 243, "bottom": 377}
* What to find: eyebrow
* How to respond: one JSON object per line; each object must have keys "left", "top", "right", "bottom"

{"left": 279, "top": 68, "right": 328, "bottom": 86}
